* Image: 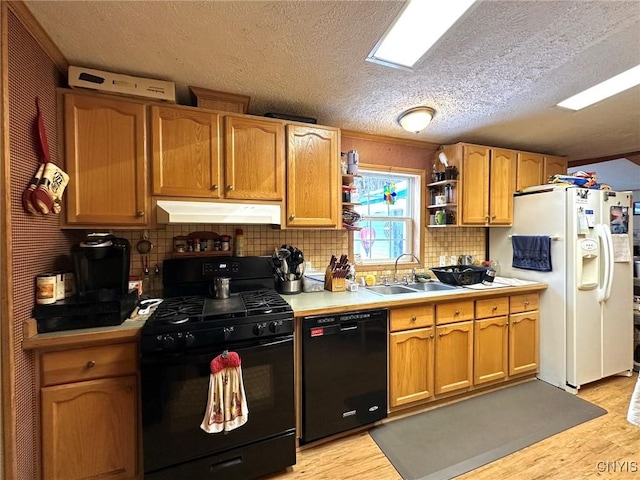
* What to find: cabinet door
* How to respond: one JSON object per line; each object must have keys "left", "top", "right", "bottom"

{"left": 516, "top": 152, "right": 544, "bottom": 192}
{"left": 474, "top": 316, "right": 508, "bottom": 385}
{"left": 509, "top": 311, "right": 539, "bottom": 376}
{"left": 64, "top": 93, "right": 147, "bottom": 226}
{"left": 488, "top": 148, "right": 516, "bottom": 225}
{"left": 286, "top": 124, "right": 340, "bottom": 228}
{"left": 435, "top": 321, "right": 473, "bottom": 395}
{"left": 544, "top": 155, "right": 567, "bottom": 181}
{"left": 461, "top": 145, "right": 490, "bottom": 225}
{"left": 224, "top": 116, "right": 284, "bottom": 200}
{"left": 390, "top": 327, "right": 434, "bottom": 407}
{"left": 152, "top": 105, "right": 222, "bottom": 198}
{"left": 41, "top": 375, "right": 138, "bottom": 480}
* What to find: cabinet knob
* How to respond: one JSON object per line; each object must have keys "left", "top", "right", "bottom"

{"left": 211, "top": 184, "right": 219, "bottom": 190}
{"left": 136, "top": 210, "right": 145, "bottom": 217}
{"left": 289, "top": 214, "right": 295, "bottom": 221}
{"left": 512, "top": 319, "right": 519, "bottom": 324}
{"left": 86, "top": 360, "right": 96, "bottom": 369}
{"left": 226, "top": 185, "right": 234, "bottom": 191}
{"left": 430, "top": 334, "right": 434, "bottom": 339}
{"left": 411, "top": 316, "right": 417, "bottom": 322}
{"left": 454, "top": 310, "right": 460, "bottom": 315}
{"left": 439, "top": 332, "right": 444, "bottom": 337}
{"left": 491, "top": 215, "right": 496, "bottom": 220}
{"left": 524, "top": 300, "right": 530, "bottom": 306}
{"left": 492, "top": 305, "right": 498, "bottom": 311}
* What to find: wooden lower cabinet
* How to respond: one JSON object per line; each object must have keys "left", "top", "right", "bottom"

{"left": 42, "top": 376, "right": 138, "bottom": 480}
{"left": 389, "top": 327, "right": 435, "bottom": 407}
{"left": 38, "top": 341, "right": 139, "bottom": 480}
{"left": 509, "top": 310, "right": 539, "bottom": 375}
{"left": 474, "top": 316, "right": 509, "bottom": 384}
{"left": 434, "top": 321, "right": 474, "bottom": 395}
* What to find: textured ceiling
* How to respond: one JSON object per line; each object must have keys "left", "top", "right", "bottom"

{"left": 23, "top": 0, "right": 640, "bottom": 161}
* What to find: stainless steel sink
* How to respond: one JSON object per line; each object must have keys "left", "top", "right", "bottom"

{"left": 406, "top": 282, "right": 458, "bottom": 292}
{"left": 366, "top": 285, "right": 418, "bottom": 295}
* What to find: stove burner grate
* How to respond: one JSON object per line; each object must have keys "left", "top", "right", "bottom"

{"left": 241, "top": 290, "right": 291, "bottom": 315}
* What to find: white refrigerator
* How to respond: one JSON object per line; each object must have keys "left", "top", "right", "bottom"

{"left": 489, "top": 186, "right": 634, "bottom": 393}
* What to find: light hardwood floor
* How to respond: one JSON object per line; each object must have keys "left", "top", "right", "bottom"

{"left": 270, "top": 374, "right": 640, "bottom": 479}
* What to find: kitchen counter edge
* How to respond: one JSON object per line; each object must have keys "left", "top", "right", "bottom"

{"left": 283, "top": 282, "right": 548, "bottom": 316}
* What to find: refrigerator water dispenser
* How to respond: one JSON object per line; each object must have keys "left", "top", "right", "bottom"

{"left": 577, "top": 238, "right": 599, "bottom": 290}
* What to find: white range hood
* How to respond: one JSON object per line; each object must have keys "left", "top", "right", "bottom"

{"left": 156, "top": 200, "right": 281, "bottom": 225}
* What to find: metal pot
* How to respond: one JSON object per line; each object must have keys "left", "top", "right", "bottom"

{"left": 213, "top": 277, "right": 230, "bottom": 299}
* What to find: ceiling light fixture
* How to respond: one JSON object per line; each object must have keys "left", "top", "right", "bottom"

{"left": 398, "top": 107, "right": 436, "bottom": 133}
{"left": 557, "top": 64, "right": 640, "bottom": 111}
{"left": 367, "top": 0, "right": 477, "bottom": 70}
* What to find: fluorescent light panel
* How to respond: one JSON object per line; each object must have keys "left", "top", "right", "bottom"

{"left": 557, "top": 64, "right": 640, "bottom": 110}
{"left": 368, "top": 0, "right": 476, "bottom": 69}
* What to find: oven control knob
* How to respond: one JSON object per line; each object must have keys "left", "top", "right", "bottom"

{"left": 184, "top": 332, "right": 195, "bottom": 346}
{"left": 253, "top": 322, "right": 267, "bottom": 336}
{"left": 269, "top": 320, "right": 283, "bottom": 333}
{"left": 160, "top": 334, "right": 175, "bottom": 348}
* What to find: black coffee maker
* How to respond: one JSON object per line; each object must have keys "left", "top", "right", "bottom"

{"left": 72, "top": 233, "right": 131, "bottom": 301}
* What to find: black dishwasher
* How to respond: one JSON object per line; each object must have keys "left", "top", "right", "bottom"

{"left": 301, "top": 308, "right": 388, "bottom": 444}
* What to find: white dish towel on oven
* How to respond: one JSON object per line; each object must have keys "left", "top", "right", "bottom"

{"left": 200, "top": 351, "right": 249, "bottom": 433}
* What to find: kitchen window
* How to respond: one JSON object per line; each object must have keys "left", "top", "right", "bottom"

{"left": 351, "top": 166, "right": 423, "bottom": 266}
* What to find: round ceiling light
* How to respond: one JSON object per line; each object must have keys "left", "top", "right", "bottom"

{"left": 397, "top": 106, "right": 436, "bottom": 133}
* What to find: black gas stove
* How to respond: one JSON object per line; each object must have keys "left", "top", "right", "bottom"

{"left": 140, "top": 256, "right": 294, "bottom": 353}
{"left": 140, "top": 256, "right": 296, "bottom": 480}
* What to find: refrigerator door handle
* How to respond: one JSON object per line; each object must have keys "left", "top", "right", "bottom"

{"left": 595, "top": 224, "right": 614, "bottom": 303}
{"left": 602, "top": 223, "right": 614, "bottom": 302}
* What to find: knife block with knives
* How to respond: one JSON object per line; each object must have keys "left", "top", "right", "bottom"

{"left": 324, "top": 254, "right": 349, "bottom": 292}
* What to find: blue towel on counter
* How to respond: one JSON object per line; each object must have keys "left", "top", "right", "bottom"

{"left": 511, "top": 235, "right": 552, "bottom": 272}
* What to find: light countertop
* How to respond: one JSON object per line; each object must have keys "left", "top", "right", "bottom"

{"left": 23, "top": 278, "right": 547, "bottom": 349}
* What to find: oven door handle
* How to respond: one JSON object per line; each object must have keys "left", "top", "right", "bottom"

{"left": 141, "top": 334, "right": 293, "bottom": 364}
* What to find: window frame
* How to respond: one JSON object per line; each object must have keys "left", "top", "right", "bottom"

{"left": 348, "top": 163, "right": 425, "bottom": 269}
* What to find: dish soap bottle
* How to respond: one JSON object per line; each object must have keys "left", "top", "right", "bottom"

{"left": 234, "top": 228, "right": 245, "bottom": 256}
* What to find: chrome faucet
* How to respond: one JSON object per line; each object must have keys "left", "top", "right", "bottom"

{"left": 394, "top": 253, "right": 421, "bottom": 284}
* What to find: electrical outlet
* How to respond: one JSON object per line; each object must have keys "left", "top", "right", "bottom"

{"left": 439, "top": 255, "right": 446, "bottom": 267}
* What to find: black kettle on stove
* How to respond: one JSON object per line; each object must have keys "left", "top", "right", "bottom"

{"left": 71, "top": 233, "right": 131, "bottom": 301}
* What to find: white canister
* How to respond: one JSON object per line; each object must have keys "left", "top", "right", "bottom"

{"left": 435, "top": 195, "right": 446, "bottom": 205}
{"left": 36, "top": 274, "right": 57, "bottom": 304}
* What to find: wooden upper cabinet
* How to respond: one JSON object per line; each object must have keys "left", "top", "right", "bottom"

{"left": 461, "top": 145, "right": 490, "bottom": 225}
{"left": 151, "top": 105, "right": 222, "bottom": 198}
{"left": 457, "top": 144, "right": 515, "bottom": 226}
{"left": 286, "top": 124, "right": 340, "bottom": 228}
{"left": 544, "top": 155, "right": 567, "bottom": 181}
{"left": 516, "top": 152, "right": 545, "bottom": 191}
{"left": 224, "top": 115, "right": 285, "bottom": 201}
{"left": 64, "top": 93, "right": 148, "bottom": 226}
{"left": 489, "top": 148, "right": 516, "bottom": 225}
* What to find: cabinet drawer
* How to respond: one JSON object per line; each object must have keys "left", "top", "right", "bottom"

{"left": 435, "top": 301, "right": 474, "bottom": 325}
{"left": 510, "top": 293, "right": 539, "bottom": 314}
{"left": 475, "top": 297, "right": 509, "bottom": 319}
{"left": 41, "top": 342, "right": 137, "bottom": 386}
{"left": 390, "top": 305, "right": 433, "bottom": 331}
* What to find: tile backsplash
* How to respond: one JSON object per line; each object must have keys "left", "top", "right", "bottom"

{"left": 114, "top": 225, "right": 486, "bottom": 292}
